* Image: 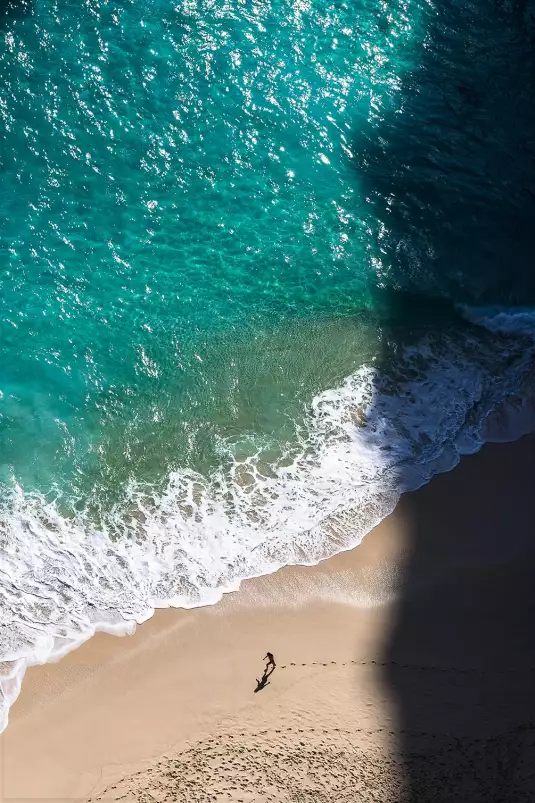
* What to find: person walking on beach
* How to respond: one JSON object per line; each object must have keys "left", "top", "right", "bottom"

{"left": 254, "top": 652, "right": 276, "bottom": 693}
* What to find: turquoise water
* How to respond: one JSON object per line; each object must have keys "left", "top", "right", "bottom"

{"left": 1, "top": 0, "right": 415, "bottom": 499}
{"left": 1, "top": 0, "right": 535, "bottom": 729}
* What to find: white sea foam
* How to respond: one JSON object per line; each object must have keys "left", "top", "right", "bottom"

{"left": 1, "top": 314, "right": 535, "bottom": 732}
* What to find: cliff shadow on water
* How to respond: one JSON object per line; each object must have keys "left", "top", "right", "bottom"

{"left": 355, "top": 0, "right": 535, "bottom": 306}
{"left": 356, "top": 0, "right": 535, "bottom": 799}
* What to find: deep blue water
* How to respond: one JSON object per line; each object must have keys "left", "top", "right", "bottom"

{"left": 0, "top": 0, "right": 534, "bottom": 730}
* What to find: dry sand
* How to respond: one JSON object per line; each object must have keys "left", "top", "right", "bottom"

{"left": 2, "top": 434, "right": 535, "bottom": 802}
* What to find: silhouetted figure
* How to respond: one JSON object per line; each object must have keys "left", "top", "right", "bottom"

{"left": 254, "top": 653, "right": 277, "bottom": 692}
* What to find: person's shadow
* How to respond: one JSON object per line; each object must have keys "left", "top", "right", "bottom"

{"left": 254, "top": 663, "right": 275, "bottom": 693}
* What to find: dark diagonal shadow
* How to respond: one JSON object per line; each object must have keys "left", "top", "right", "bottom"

{"left": 381, "top": 440, "right": 535, "bottom": 801}
{"left": 354, "top": 0, "right": 535, "bottom": 799}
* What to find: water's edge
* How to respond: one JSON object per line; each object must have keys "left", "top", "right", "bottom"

{"left": 2, "top": 389, "right": 534, "bottom": 735}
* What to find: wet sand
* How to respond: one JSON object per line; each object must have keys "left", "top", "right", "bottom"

{"left": 2, "top": 434, "right": 535, "bottom": 802}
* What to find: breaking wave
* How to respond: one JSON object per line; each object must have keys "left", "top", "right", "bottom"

{"left": 2, "top": 310, "right": 534, "bottom": 732}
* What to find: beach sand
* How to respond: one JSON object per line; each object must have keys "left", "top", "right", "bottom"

{"left": 2, "top": 434, "right": 535, "bottom": 802}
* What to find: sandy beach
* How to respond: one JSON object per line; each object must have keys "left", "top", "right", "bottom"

{"left": 2, "top": 433, "right": 535, "bottom": 802}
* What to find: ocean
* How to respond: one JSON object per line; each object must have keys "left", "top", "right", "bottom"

{"left": 1, "top": 0, "right": 534, "bottom": 730}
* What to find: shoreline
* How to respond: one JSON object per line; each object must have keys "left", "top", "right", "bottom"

{"left": 3, "top": 360, "right": 533, "bottom": 736}
{"left": 2, "top": 379, "right": 534, "bottom": 739}
{"left": 2, "top": 433, "right": 535, "bottom": 800}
